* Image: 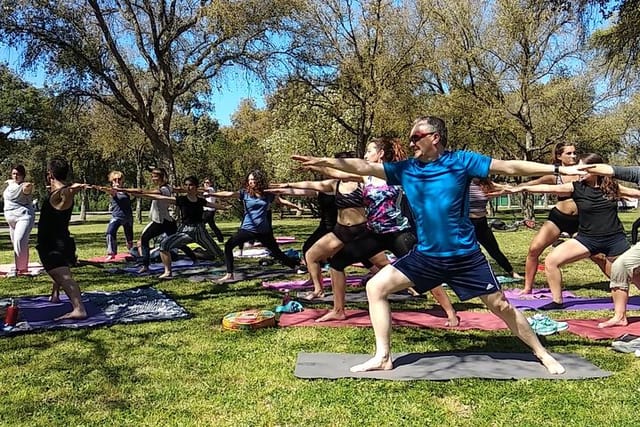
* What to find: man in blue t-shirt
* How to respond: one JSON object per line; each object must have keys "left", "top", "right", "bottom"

{"left": 292, "top": 116, "right": 584, "bottom": 375}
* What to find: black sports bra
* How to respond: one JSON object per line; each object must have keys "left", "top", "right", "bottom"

{"left": 334, "top": 181, "right": 363, "bottom": 209}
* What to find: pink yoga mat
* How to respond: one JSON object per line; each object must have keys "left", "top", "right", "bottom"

{"left": 85, "top": 253, "right": 134, "bottom": 263}
{"left": 565, "top": 317, "right": 640, "bottom": 340}
{"left": 0, "top": 262, "right": 45, "bottom": 277}
{"left": 262, "top": 276, "right": 366, "bottom": 290}
{"left": 279, "top": 309, "right": 640, "bottom": 341}
{"left": 278, "top": 309, "right": 508, "bottom": 330}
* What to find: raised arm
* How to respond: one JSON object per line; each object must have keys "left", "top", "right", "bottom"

{"left": 22, "top": 181, "right": 34, "bottom": 195}
{"left": 208, "top": 190, "right": 239, "bottom": 198}
{"left": 276, "top": 196, "right": 303, "bottom": 212}
{"left": 304, "top": 165, "right": 363, "bottom": 182}
{"left": 114, "top": 187, "right": 174, "bottom": 201}
{"left": 292, "top": 155, "right": 386, "bottom": 179}
{"left": 272, "top": 179, "right": 336, "bottom": 193}
{"left": 517, "top": 174, "right": 558, "bottom": 186}
{"left": 264, "top": 188, "right": 319, "bottom": 197}
{"left": 514, "top": 182, "right": 574, "bottom": 196}
{"left": 50, "top": 183, "right": 89, "bottom": 211}
{"left": 490, "top": 159, "right": 584, "bottom": 177}
{"left": 619, "top": 184, "right": 640, "bottom": 199}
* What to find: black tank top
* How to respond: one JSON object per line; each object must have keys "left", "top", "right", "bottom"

{"left": 317, "top": 192, "right": 338, "bottom": 230}
{"left": 334, "top": 181, "right": 363, "bottom": 209}
{"left": 37, "top": 187, "right": 73, "bottom": 244}
{"left": 572, "top": 181, "right": 624, "bottom": 236}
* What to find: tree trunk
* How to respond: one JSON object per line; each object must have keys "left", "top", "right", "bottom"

{"left": 522, "top": 128, "right": 535, "bottom": 220}
{"left": 79, "top": 189, "right": 88, "bottom": 222}
{"left": 136, "top": 162, "right": 143, "bottom": 224}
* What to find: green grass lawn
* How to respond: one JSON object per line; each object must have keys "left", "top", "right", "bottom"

{"left": 1, "top": 213, "right": 640, "bottom": 426}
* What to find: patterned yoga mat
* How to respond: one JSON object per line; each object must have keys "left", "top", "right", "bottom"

{"left": 0, "top": 286, "right": 189, "bottom": 336}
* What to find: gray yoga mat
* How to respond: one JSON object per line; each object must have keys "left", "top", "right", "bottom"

{"left": 294, "top": 352, "right": 611, "bottom": 381}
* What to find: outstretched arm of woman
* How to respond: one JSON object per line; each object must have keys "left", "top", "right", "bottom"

{"left": 292, "top": 155, "right": 385, "bottom": 179}
{"left": 270, "top": 179, "right": 336, "bottom": 193}
{"left": 207, "top": 190, "right": 239, "bottom": 198}
{"left": 264, "top": 188, "right": 319, "bottom": 197}
{"left": 276, "top": 196, "right": 304, "bottom": 212}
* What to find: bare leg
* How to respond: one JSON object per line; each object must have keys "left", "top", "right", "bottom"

{"left": 598, "top": 287, "right": 629, "bottom": 328}
{"left": 350, "top": 266, "right": 413, "bottom": 372}
{"left": 47, "top": 266, "right": 86, "bottom": 320}
{"left": 543, "top": 239, "right": 590, "bottom": 305}
{"left": 304, "top": 233, "right": 344, "bottom": 299}
{"left": 49, "top": 281, "right": 61, "bottom": 303}
{"left": 158, "top": 250, "right": 172, "bottom": 278}
{"left": 316, "top": 268, "right": 347, "bottom": 322}
{"left": 429, "top": 285, "right": 458, "bottom": 327}
{"left": 480, "top": 292, "right": 565, "bottom": 374}
{"left": 215, "top": 273, "right": 234, "bottom": 283}
{"left": 522, "top": 221, "right": 561, "bottom": 294}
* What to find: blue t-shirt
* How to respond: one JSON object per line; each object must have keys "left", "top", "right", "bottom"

{"left": 383, "top": 151, "right": 491, "bottom": 257}
{"left": 239, "top": 190, "right": 275, "bottom": 233}
{"left": 110, "top": 191, "right": 133, "bottom": 220}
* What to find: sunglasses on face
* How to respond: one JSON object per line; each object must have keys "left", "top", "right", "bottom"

{"left": 409, "top": 132, "right": 436, "bottom": 143}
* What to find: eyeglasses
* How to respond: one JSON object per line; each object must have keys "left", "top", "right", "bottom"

{"left": 409, "top": 132, "right": 436, "bottom": 143}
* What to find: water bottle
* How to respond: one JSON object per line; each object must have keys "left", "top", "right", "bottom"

{"left": 4, "top": 299, "right": 19, "bottom": 327}
{"left": 282, "top": 289, "right": 291, "bottom": 305}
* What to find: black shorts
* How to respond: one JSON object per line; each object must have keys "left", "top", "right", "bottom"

{"left": 574, "top": 232, "right": 630, "bottom": 257}
{"left": 37, "top": 238, "right": 77, "bottom": 271}
{"left": 548, "top": 207, "right": 579, "bottom": 235}
{"left": 332, "top": 222, "right": 367, "bottom": 244}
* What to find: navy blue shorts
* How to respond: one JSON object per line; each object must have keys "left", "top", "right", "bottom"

{"left": 393, "top": 248, "right": 501, "bottom": 301}
{"left": 574, "top": 232, "right": 629, "bottom": 257}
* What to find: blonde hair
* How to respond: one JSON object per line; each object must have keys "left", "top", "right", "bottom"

{"left": 108, "top": 171, "right": 123, "bottom": 182}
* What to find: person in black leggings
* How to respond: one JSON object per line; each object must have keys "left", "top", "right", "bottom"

{"left": 468, "top": 178, "right": 521, "bottom": 279}
{"left": 212, "top": 169, "right": 302, "bottom": 282}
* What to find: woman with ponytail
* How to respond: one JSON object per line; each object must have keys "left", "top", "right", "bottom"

{"left": 313, "top": 137, "right": 458, "bottom": 325}
{"left": 499, "top": 153, "right": 640, "bottom": 309}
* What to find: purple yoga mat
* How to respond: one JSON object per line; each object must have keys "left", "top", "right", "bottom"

{"left": 262, "top": 275, "right": 367, "bottom": 290}
{"left": 503, "top": 288, "right": 640, "bottom": 311}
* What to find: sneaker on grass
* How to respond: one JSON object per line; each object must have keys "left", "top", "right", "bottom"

{"left": 527, "top": 314, "right": 567, "bottom": 336}
{"left": 611, "top": 334, "right": 640, "bottom": 353}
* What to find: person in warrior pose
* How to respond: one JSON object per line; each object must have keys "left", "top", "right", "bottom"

{"left": 3, "top": 164, "right": 35, "bottom": 276}
{"left": 292, "top": 116, "right": 575, "bottom": 374}
{"left": 37, "top": 157, "right": 88, "bottom": 320}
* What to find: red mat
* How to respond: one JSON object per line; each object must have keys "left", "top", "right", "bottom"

{"left": 85, "top": 253, "right": 134, "bottom": 263}
{"left": 278, "top": 309, "right": 640, "bottom": 341}
{"left": 278, "top": 309, "right": 508, "bottom": 331}
{"left": 565, "top": 317, "right": 640, "bottom": 340}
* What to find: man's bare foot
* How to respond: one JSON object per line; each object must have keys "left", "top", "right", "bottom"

{"left": 215, "top": 273, "right": 234, "bottom": 283}
{"left": 137, "top": 266, "right": 149, "bottom": 274}
{"left": 55, "top": 308, "right": 87, "bottom": 321}
{"left": 536, "top": 352, "right": 565, "bottom": 375}
{"left": 445, "top": 315, "right": 460, "bottom": 327}
{"left": 315, "top": 310, "right": 346, "bottom": 322}
{"left": 303, "top": 290, "right": 325, "bottom": 301}
{"left": 158, "top": 272, "right": 172, "bottom": 279}
{"left": 598, "top": 317, "right": 628, "bottom": 328}
{"left": 516, "top": 288, "right": 533, "bottom": 295}
{"left": 350, "top": 355, "right": 393, "bottom": 372}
